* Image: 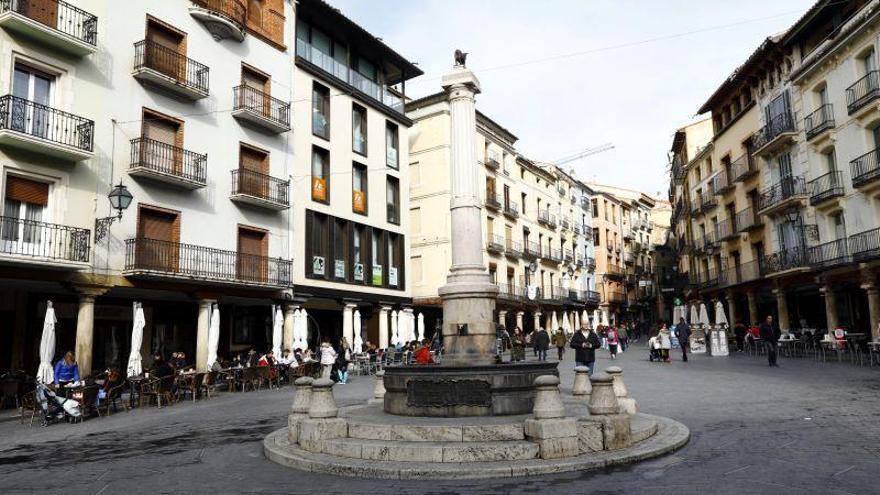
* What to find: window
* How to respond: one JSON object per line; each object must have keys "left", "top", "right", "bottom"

{"left": 862, "top": 48, "right": 877, "bottom": 75}
{"left": 352, "top": 104, "right": 367, "bottom": 156}
{"left": 352, "top": 162, "right": 368, "bottom": 214}
{"left": 824, "top": 148, "right": 837, "bottom": 173}
{"left": 371, "top": 229, "right": 384, "bottom": 285}
{"left": 2, "top": 175, "right": 49, "bottom": 247}
{"left": 311, "top": 146, "right": 329, "bottom": 203}
{"left": 333, "top": 218, "right": 347, "bottom": 280}
{"left": 385, "top": 121, "right": 399, "bottom": 169}
{"left": 351, "top": 224, "right": 366, "bottom": 282}
{"left": 312, "top": 82, "right": 330, "bottom": 139}
{"left": 237, "top": 226, "right": 268, "bottom": 282}
{"left": 306, "top": 211, "right": 329, "bottom": 278}
{"left": 238, "top": 143, "right": 269, "bottom": 197}
{"left": 591, "top": 198, "right": 598, "bottom": 218}
{"left": 832, "top": 212, "right": 846, "bottom": 240}
{"left": 411, "top": 207, "right": 421, "bottom": 234}
{"left": 12, "top": 64, "right": 53, "bottom": 138}
{"left": 386, "top": 176, "right": 400, "bottom": 224}
{"left": 387, "top": 233, "right": 403, "bottom": 288}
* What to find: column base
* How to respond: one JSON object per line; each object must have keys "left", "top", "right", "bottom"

{"left": 439, "top": 279, "right": 497, "bottom": 367}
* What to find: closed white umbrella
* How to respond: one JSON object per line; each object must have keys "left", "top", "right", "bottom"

{"left": 127, "top": 302, "right": 145, "bottom": 377}
{"left": 699, "top": 303, "right": 710, "bottom": 327}
{"left": 353, "top": 309, "right": 363, "bottom": 352}
{"left": 293, "top": 309, "right": 306, "bottom": 351}
{"left": 601, "top": 310, "right": 610, "bottom": 327}
{"left": 300, "top": 308, "right": 310, "bottom": 349}
{"left": 715, "top": 300, "right": 729, "bottom": 328}
{"left": 206, "top": 304, "right": 221, "bottom": 369}
{"left": 37, "top": 301, "right": 57, "bottom": 384}
{"left": 391, "top": 310, "right": 399, "bottom": 346}
{"left": 562, "top": 312, "right": 571, "bottom": 333}
{"left": 581, "top": 309, "right": 589, "bottom": 327}
{"left": 551, "top": 312, "right": 559, "bottom": 332}
{"left": 407, "top": 310, "right": 416, "bottom": 342}
{"left": 291, "top": 309, "right": 301, "bottom": 350}
{"left": 417, "top": 313, "right": 425, "bottom": 341}
{"left": 592, "top": 309, "right": 600, "bottom": 327}
{"left": 574, "top": 311, "right": 580, "bottom": 332}
{"left": 272, "top": 305, "right": 283, "bottom": 358}
{"left": 690, "top": 304, "right": 699, "bottom": 325}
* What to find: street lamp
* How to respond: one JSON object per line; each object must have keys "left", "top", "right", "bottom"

{"left": 95, "top": 182, "right": 133, "bottom": 242}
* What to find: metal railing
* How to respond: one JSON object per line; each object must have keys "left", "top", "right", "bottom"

{"left": 0, "top": 94, "right": 93, "bottom": 152}
{"left": 546, "top": 248, "right": 562, "bottom": 262}
{"left": 585, "top": 290, "right": 600, "bottom": 304}
{"left": 231, "top": 168, "right": 289, "bottom": 205}
{"left": 496, "top": 283, "right": 522, "bottom": 301}
{"left": 735, "top": 207, "right": 761, "bottom": 232}
{"left": 849, "top": 227, "right": 880, "bottom": 262}
{"left": 560, "top": 216, "right": 570, "bottom": 229}
{"left": 505, "top": 239, "right": 522, "bottom": 257}
{"left": 716, "top": 217, "right": 735, "bottom": 240}
{"left": 191, "top": 0, "right": 246, "bottom": 28}
{"left": 563, "top": 248, "right": 573, "bottom": 262}
{"left": 503, "top": 200, "right": 519, "bottom": 218}
{"left": 487, "top": 234, "right": 504, "bottom": 252}
{"left": 846, "top": 70, "right": 880, "bottom": 115}
{"left": 808, "top": 170, "right": 844, "bottom": 205}
{"left": 712, "top": 170, "right": 731, "bottom": 194}
{"left": 0, "top": 0, "right": 97, "bottom": 45}
{"left": 606, "top": 264, "right": 624, "bottom": 276}
{"left": 758, "top": 176, "right": 807, "bottom": 211}
{"left": 233, "top": 85, "right": 290, "bottom": 129}
{"left": 130, "top": 137, "right": 207, "bottom": 184}
{"left": 623, "top": 251, "right": 634, "bottom": 264}
{"left": 134, "top": 40, "right": 209, "bottom": 95}
{"left": 295, "top": 38, "right": 403, "bottom": 114}
{"left": 524, "top": 241, "right": 541, "bottom": 258}
{"left": 484, "top": 190, "right": 501, "bottom": 209}
{"left": 125, "top": 237, "right": 291, "bottom": 285}
{"left": 608, "top": 290, "right": 626, "bottom": 303}
{"left": 850, "top": 146, "right": 880, "bottom": 188}
{"left": 586, "top": 256, "right": 596, "bottom": 270}
{"left": 804, "top": 104, "right": 835, "bottom": 139}
{"left": 731, "top": 153, "right": 757, "bottom": 182}
{"left": 760, "top": 246, "right": 807, "bottom": 274}
{"left": 807, "top": 238, "right": 849, "bottom": 267}
{"left": 0, "top": 216, "right": 89, "bottom": 262}
{"left": 752, "top": 112, "right": 796, "bottom": 151}
{"left": 719, "top": 260, "right": 760, "bottom": 287}
{"left": 700, "top": 190, "right": 717, "bottom": 211}
{"left": 484, "top": 154, "right": 500, "bottom": 170}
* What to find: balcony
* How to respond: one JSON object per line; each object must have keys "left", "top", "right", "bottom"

{"left": 189, "top": 0, "right": 247, "bottom": 42}
{"left": 807, "top": 238, "right": 849, "bottom": 268}
{"left": 505, "top": 239, "right": 522, "bottom": 259}
{"left": 484, "top": 154, "right": 500, "bottom": 170}
{"left": 623, "top": 251, "right": 634, "bottom": 265}
{"left": 295, "top": 38, "right": 404, "bottom": 116}
{"left": 573, "top": 223, "right": 581, "bottom": 235}
{"left": 542, "top": 248, "right": 562, "bottom": 264}
{"left": 556, "top": 184, "right": 565, "bottom": 196}
{"left": 575, "top": 256, "right": 584, "bottom": 268}
{"left": 849, "top": 227, "right": 880, "bottom": 263}
{"left": 804, "top": 104, "right": 835, "bottom": 141}
{"left": 585, "top": 290, "right": 600, "bottom": 305}
{"left": 124, "top": 238, "right": 291, "bottom": 288}
{"left": 850, "top": 147, "right": 880, "bottom": 190}
{"left": 690, "top": 197, "right": 701, "bottom": 215}
{"left": 523, "top": 241, "right": 540, "bottom": 259}
{"left": 486, "top": 235, "right": 504, "bottom": 254}
{"left": 760, "top": 246, "right": 808, "bottom": 276}
{"left": 583, "top": 228, "right": 594, "bottom": 243}
{"left": 735, "top": 207, "right": 763, "bottom": 233}
{"left": 731, "top": 153, "right": 757, "bottom": 183}
{"left": 568, "top": 289, "right": 584, "bottom": 302}
{"left": 752, "top": 112, "right": 797, "bottom": 157}
{"left": 846, "top": 71, "right": 880, "bottom": 116}
{"left": 605, "top": 264, "right": 624, "bottom": 279}
{"left": 719, "top": 260, "right": 760, "bottom": 287}
{"left": 809, "top": 170, "right": 844, "bottom": 206}
{"left": 230, "top": 169, "right": 289, "bottom": 210}
{"left": 128, "top": 137, "right": 207, "bottom": 189}
{"left": 496, "top": 283, "right": 522, "bottom": 302}
{"left": 716, "top": 217, "right": 737, "bottom": 241}
{"left": 484, "top": 191, "right": 501, "bottom": 210}
{"left": 699, "top": 267, "right": 718, "bottom": 288}
{"left": 671, "top": 156, "right": 684, "bottom": 185}
{"left": 586, "top": 256, "right": 596, "bottom": 271}
{"left": 757, "top": 176, "right": 807, "bottom": 216}
{"left": 0, "top": 0, "right": 97, "bottom": 56}
{"left": 232, "top": 85, "right": 291, "bottom": 134}
{"left": 699, "top": 190, "right": 717, "bottom": 212}
{"left": 537, "top": 209, "right": 556, "bottom": 228}
{"left": 0, "top": 216, "right": 89, "bottom": 268}
{"left": 0, "top": 95, "right": 93, "bottom": 161}
{"left": 712, "top": 170, "right": 734, "bottom": 195}
{"left": 502, "top": 200, "right": 519, "bottom": 219}
{"left": 133, "top": 40, "right": 210, "bottom": 101}
{"left": 560, "top": 216, "right": 570, "bottom": 230}
{"left": 563, "top": 248, "right": 573, "bottom": 263}
{"left": 622, "top": 226, "right": 633, "bottom": 240}
{"left": 608, "top": 290, "right": 626, "bottom": 304}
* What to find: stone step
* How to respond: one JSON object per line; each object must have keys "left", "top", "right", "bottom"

{"left": 347, "top": 420, "right": 525, "bottom": 442}
{"left": 321, "top": 437, "right": 540, "bottom": 463}
{"left": 631, "top": 415, "right": 658, "bottom": 443}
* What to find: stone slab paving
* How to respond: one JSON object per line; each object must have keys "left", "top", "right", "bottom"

{"left": 1, "top": 347, "right": 880, "bottom": 494}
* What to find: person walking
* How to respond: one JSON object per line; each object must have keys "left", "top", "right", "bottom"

{"left": 606, "top": 326, "right": 620, "bottom": 359}
{"left": 759, "top": 315, "right": 781, "bottom": 367}
{"left": 675, "top": 317, "right": 691, "bottom": 362}
{"left": 658, "top": 323, "right": 672, "bottom": 363}
{"left": 535, "top": 327, "right": 550, "bottom": 361}
{"left": 511, "top": 328, "right": 526, "bottom": 362}
{"left": 319, "top": 341, "right": 337, "bottom": 378}
{"left": 553, "top": 329, "right": 567, "bottom": 360}
{"left": 618, "top": 324, "right": 629, "bottom": 352}
{"left": 570, "top": 324, "right": 601, "bottom": 374}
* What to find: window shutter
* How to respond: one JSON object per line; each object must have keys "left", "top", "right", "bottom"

{"left": 138, "top": 208, "right": 177, "bottom": 241}
{"left": 5, "top": 176, "right": 49, "bottom": 206}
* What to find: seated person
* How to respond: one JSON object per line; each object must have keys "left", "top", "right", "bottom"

{"left": 258, "top": 350, "right": 278, "bottom": 380}
{"left": 96, "top": 368, "right": 123, "bottom": 407}
{"left": 53, "top": 351, "right": 80, "bottom": 389}
{"left": 245, "top": 349, "right": 259, "bottom": 367}
{"left": 278, "top": 349, "right": 298, "bottom": 367}
{"left": 151, "top": 354, "right": 175, "bottom": 379}
{"left": 414, "top": 340, "right": 433, "bottom": 364}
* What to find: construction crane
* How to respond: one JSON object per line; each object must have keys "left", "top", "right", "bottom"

{"left": 549, "top": 142, "right": 615, "bottom": 166}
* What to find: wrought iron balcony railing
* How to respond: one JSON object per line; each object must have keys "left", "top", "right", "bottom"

{"left": 0, "top": 94, "right": 94, "bottom": 152}
{"left": 758, "top": 176, "right": 807, "bottom": 212}
{"left": 484, "top": 191, "right": 501, "bottom": 209}
{"left": 804, "top": 104, "right": 835, "bottom": 140}
{"left": 505, "top": 239, "right": 522, "bottom": 258}
{"left": 735, "top": 206, "right": 762, "bottom": 232}
{"left": 503, "top": 200, "right": 519, "bottom": 218}
{"left": 130, "top": 137, "right": 207, "bottom": 185}
{"left": 608, "top": 290, "right": 626, "bottom": 303}
{"left": 809, "top": 170, "right": 844, "bottom": 205}
{"left": 191, "top": 0, "right": 246, "bottom": 29}
{"left": 719, "top": 260, "right": 760, "bottom": 287}
{"left": 124, "top": 237, "right": 291, "bottom": 286}
{"left": 846, "top": 70, "right": 880, "bottom": 115}
{"left": 586, "top": 256, "right": 596, "bottom": 270}
{"left": 585, "top": 290, "right": 600, "bottom": 304}
{"left": 231, "top": 168, "right": 289, "bottom": 206}
{"left": 487, "top": 234, "right": 504, "bottom": 253}
{"left": 0, "top": 215, "right": 89, "bottom": 263}
{"left": 731, "top": 153, "right": 757, "bottom": 182}
{"left": 134, "top": 39, "right": 209, "bottom": 95}
{"left": 759, "top": 246, "right": 807, "bottom": 274}
{"left": 850, "top": 146, "right": 880, "bottom": 188}
{"left": 523, "top": 241, "right": 541, "bottom": 258}
{"left": 752, "top": 112, "right": 797, "bottom": 151}
{"left": 716, "top": 217, "right": 736, "bottom": 241}
{"left": 807, "top": 238, "right": 849, "bottom": 267}
{"left": 0, "top": 0, "right": 97, "bottom": 46}
{"left": 700, "top": 190, "right": 717, "bottom": 211}
{"left": 712, "top": 170, "right": 732, "bottom": 195}
{"left": 849, "top": 227, "right": 880, "bottom": 262}
{"left": 605, "top": 264, "right": 624, "bottom": 277}
{"left": 563, "top": 248, "right": 573, "bottom": 263}
{"left": 496, "top": 283, "right": 522, "bottom": 301}
{"left": 233, "top": 85, "right": 291, "bottom": 130}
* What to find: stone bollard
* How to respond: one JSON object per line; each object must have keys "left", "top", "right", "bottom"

{"left": 368, "top": 370, "right": 386, "bottom": 405}
{"left": 579, "top": 373, "right": 632, "bottom": 451}
{"left": 606, "top": 366, "right": 638, "bottom": 415}
{"left": 587, "top": 373, "right": 619, "bottom": 415}
{"left": 572, "top": 366, "right": 592, "bottom": 401}
{"left": 299, "top": 378, "right": 348, "bottom": 452}
{"left": 524, "top": 375, "right": 578, "bottom": 459}
{"left": 288, "top": 376, "right": 313, "bottom": 443}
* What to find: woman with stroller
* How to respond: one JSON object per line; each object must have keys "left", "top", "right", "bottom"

{"left": 319, "top": 341, "right": 337, "bottom": 379}
{"left": 658, "top": 323, "right": 672, "bottom": 363}
{"left": 53, "top": 351, "right": 80, "bottom": 393}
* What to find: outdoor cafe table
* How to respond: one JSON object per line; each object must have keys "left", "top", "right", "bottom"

{"left": 127, "top": 375, "right": 147, "bottom": 409}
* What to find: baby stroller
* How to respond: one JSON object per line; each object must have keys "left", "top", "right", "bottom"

{"left": 648, "top": 336, "right": 662, "bottom": 362}
{"left": 35, "top": 382, "right": 82, "bottom": 426}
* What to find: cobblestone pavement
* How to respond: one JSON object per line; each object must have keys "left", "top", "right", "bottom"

{"left": 2, "top": 346, "right": 880, "bottom": 495}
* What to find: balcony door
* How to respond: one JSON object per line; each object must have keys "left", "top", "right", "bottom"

{"left": 141, "top": 110, "right": 181, "bottom": 175}
{"left": 765, "top": 91, "right": 791, "bottom": 129}
{"left": 1, "top": 176, "right": 48, "bottom": 255}
{"left": 241, "top": 65, "right": 270, "bottom": 116}
{"left": 22, "top": 0, "right": 58, "bottom": 28}
{"left": 237, "top": 226, "right": 268, "bottom": 282}
{"left": 239, "top": 144, "right": 269, "bottom": 198}
{"left": 145, "top": 19, "right": 185, "bottom": 80}
{"left": 12, "top": 65, "right": 53, "bottom": 139}
{"left": 137, "top": 206, "right": 180, "bottom": 272}
{"left": 486, "top": 176, "right": 496, "bottom": 198}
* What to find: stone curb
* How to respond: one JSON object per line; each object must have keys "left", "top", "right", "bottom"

{"left": 263, "top": 413, "right": 690, "bottom": 480}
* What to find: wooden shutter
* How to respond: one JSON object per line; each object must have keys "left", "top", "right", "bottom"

{"left": 146, "top": 20, "right": 184, "bottom": 80}
{"left": 24, "top": 0, "right": 58, "bottom": 29}
{"left": 136, "top": 206, "right": 180, "bottom": 272}
{"left": 5, "top": 176, "right": 48, "bottom": 206}
{"left": 239, "top": 145, "right": 267, "bottom": 173}
{"left": 138, "top": 208, "right": 177, "bottom": 241}
{"left": 143, "top": 117, "right": 178, "bottom": 145}
{"left": 237, "top": 226, "right": 267, "bottom": 282}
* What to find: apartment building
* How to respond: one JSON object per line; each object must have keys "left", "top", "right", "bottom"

{"left": 668, "top": 0, "right": 880, "bottom": 340}
{"left": 406, "top": 93, "right": 598, "bottom": 335}
{"left": 0, "top": 0, "right": 420, "bottom": 375}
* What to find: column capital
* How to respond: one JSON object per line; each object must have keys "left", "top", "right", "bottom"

{"left": 74, "top": 284, "right": 111, "bottom": 299}
{"left": 498, "top": 309, "right": 508, "bottom": 315}
{"left": 516, "top": 311, "right": 525, "bottom": 317}
{"left": 343, "top": 302, "right": 358, "bottom": 310}
{"left": 772, "top": 288, "right": 786, "bottom": 297}
{"left": 862, "top": 282, "right": 878, "bottom": 293}
{"left": 380, "top": 305, "right": 392, "bottom": 312}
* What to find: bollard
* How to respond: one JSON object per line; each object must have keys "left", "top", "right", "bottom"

{"left": 308, "top": 377, "right": 338, "bottom": 418}
{"left": 524, "top": 374, "right": 578, "bottom": 459}
{"left": 368, "top": 370, "right": 386, "bottom": 405}
{"left": 587, "top": 373, "right": 619, "bottom": 416}
{"left": 288, "top": 376, "right": 313, "bottom": 443}
{"left": 572, "top": 366, "right": 592, "bottom": 400}
{"left": 605, "top": 366, "right": 628, "bottom": 397}
{"left": 532, "top": 374, "right": 566, "bottom": 419}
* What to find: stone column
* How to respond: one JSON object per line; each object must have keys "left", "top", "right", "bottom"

{"left": 195, "top": 298, "right": 215, "bottom": 373}
{"left": 533, "top": 312, "right": 542, "bottom": 332}
{"left": 747, "top": 290, "right": 759, "bottom": 327}
{"left": 726, "top": 290, "right": 737, "bottom": 328}
{"left": 437, "top": 64, "right": 498, "bottom": 366}
{"left": 516, "top": 311, "right": 524, "bottom": 331}
{"left": 774, "top": 288, "right": 789, "bottom": 332}
{"left": 497, "top": 310, "right": 508, "bottom": 327}
{"left": 342, "top": 303, "right": 357, "bottom": 346}
{"left": 820, "top": 285, "right": 838, "bottom": 337}
{"left": 282, "top": 303, "right": 295, "bottom": 352}
{"left": 378, "top": 306, "right": 391, "bottom": 349}
{"left": 862, "top": 282, "right": 880, "bottom": 341}
{"left": 74, "top": 286, "right": 108, "bottom": 377}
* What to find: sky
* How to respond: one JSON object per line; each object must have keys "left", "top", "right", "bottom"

{"left": 330, "top": 0, "right": 816, "bottom": 197}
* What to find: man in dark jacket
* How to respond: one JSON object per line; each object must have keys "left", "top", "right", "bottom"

{"left": 675, "top": 318, "right": 691, "bottom": 362}
{"left": 570, "top": 325, "right": 601, "bottom": 374}
{"left": 759, "top": 315, "right": 781, "bottom": 367}
{"left": 534, "top": 328, "right": 550, "bottom": 361}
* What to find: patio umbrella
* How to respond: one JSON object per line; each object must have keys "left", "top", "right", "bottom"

{"left": 562, "top": 312, "right": 571, "bottom": 334}
{"left": 715, "top": 300, "right": 729, "bottom": 328}
{"left": 127, "top": 302, "right": 145, "bottom": 378}
{"left": 551, "top": 312, "right": 559, "bottom": 332}
{"left": 293, "top": 309, "right": 307, "bottom": 351}
{"left": 407, "top": 310, "right": 416, "bottom": 342}
{"left": 699, "top": 303, "right": 710, "bottom": 327}
{"left": 417, "top": 313, "right": 425, "bottom": 341}
{"left": 206, "top": 304, "right": 221, "bottom": 369}
{"left": 353, "top": 309, "right": 363, "bottom": 352}
{"left": 574, "top": 311, "right": 580, "bottom": 332}
{"left": 601, "top": 310, "right": 610, "bottom": 327}
{"left": 592, "top": 309, "right": 600, "bottom": 327}
{"left": 37, "top": 301, "right": 57, "bottom": 384}
{"left": 690, "top": 304, "right": 699, "bottom": 325}
{"left": 272, "top": 305, "right": 283, "bottom": 358}
{"left": 581, "top": 309, "right": 589, "bottom": 327}
{"left": 391, "top": 310, "right": 399, "bottom": 346}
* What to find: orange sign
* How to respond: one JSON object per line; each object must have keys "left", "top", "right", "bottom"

{"left": 353, "top": 190, "right": 366, "bottom": 213}
{"left": 311, "top": 177, "right": 327, "bottom": 202}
